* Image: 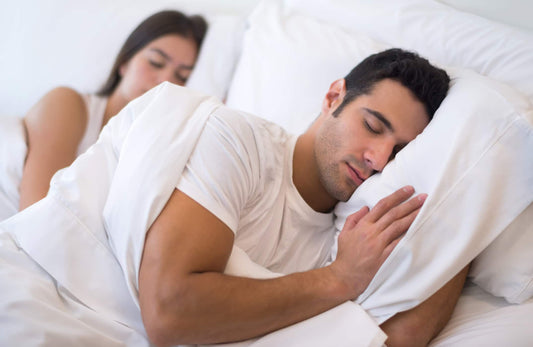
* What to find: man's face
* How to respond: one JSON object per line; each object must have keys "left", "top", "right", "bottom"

{"left": 314, "top": 78, "right": 429, "bottom": 202}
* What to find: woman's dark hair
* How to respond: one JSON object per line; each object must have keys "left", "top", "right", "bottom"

{"left": 97, "top": 10, "right": 207, "bottom": 96}
{"left": 334, "top": 48, "right": 450, "bottom": 120}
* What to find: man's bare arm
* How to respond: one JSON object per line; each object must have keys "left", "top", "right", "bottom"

{"left": 138, "top": 186, "right": 425, "bottom": 346}
{"left": 381, "top": 265, "right": 469, "bottom": 347}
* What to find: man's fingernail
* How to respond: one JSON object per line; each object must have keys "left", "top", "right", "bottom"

{"left": 403, "top": 185, "right": 414, "bottom": 193}
{"left": 418, "top": 194, "right": 428, "bottom": 202}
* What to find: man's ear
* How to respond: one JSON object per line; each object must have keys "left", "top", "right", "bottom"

{"left": 321, "top": 78, "right": 347, "bottom": 116}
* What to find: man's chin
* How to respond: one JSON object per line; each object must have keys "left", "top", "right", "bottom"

{"left": 337, "top": 186, "right": 357, "bottom": 202}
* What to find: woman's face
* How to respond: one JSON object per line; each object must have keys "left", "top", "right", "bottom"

{"left": 117, "top": 34, "right": 198, "bottom": 101}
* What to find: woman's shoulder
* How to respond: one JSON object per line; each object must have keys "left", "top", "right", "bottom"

{"left": 23, "top": 86, "right": 90, "bottom": 144}
{"left": 40, "top": 86, "right": 86, "bottom": 109}
{"left": 25, "top": 87, "right": 88, "bottom": 128}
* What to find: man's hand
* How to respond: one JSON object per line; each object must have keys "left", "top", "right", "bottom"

{"left": 329, "top": 186, "right": 426, "bottom": 299}
{"left": 138, "top": 186, "right": 426, "bottom": 346}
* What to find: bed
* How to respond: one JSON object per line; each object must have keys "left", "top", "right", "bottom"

{"left": 1, "top": 0, "right": 532, "bottom": 346}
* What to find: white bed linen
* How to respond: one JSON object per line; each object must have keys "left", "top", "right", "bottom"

{"left": 0, "top": 116, "right": 26, "bottom": 221}
{"left": 0, "top": 82, "right": 217, "bottom": 344}
{"left": 0, "top": 83, "right": 385, "bottom": 347}
{"left": 430, "top": 281, "right": 533, "bottom": 347}
{"left": 286, "top": 0, "right": 533, "bottom": 102}
{"left": 2, "top": 0, "right": 533, "bottom": 345}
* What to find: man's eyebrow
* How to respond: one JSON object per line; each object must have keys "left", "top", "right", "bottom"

{"left": 363, "top": 107, "right": 394, "bottom": 132}
{"left": 149, "top": 48, "right": 194, "bottom": 70}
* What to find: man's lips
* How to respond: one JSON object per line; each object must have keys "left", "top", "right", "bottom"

{"left": 346, "top": 162, "right": 366, "bottom": 186}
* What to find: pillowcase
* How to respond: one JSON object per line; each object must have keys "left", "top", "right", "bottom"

{"left": 285, "top": 0, "right": 533, "bottom": 102}
{"left": 470, "top": 203, "right": 533, "bottom": 303}
{"left": 226, "top": 0, "right": 533, "bottom": 135}
{"left": 225, "top": 0, "right": 387, "bottom": 134}
{"left": 334, "top": 69, "right": 533, "bottom": 319}
{"left": 186, "top": 14, "right": 247, "bottom": 101}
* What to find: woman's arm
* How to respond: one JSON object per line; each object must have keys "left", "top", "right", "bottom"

{"left": 19, "top": 87, "right": 87, "bottom": 209}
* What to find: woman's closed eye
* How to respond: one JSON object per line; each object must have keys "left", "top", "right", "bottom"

{"left": 149, "top": 60, "right": 165, "bottom": 69}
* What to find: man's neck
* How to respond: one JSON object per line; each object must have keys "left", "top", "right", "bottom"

{"left": 293, "top": 132, "right": 337, "bottom": 213}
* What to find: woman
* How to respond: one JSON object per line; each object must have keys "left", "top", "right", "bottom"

{"left": 16, "top": 10, "right": 207, "bottom": 212}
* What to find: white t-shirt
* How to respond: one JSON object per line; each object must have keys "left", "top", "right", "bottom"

{"left": 177, "top": 107, "right": 335, "bottom": 274}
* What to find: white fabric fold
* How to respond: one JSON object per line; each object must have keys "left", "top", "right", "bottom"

{"left": 0, "top": 83, "right": 385, "bottom": 346}
{"left": 103, "top": 82, "right": 220, "bottom": 306}
{"left": 199, "top": 302, "right": 386, "bottom": 347}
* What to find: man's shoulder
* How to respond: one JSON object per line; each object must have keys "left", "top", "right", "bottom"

{"left": 211, "top": 106, "right": 293, "bottom": 148}
{"left": 202, "top": 107, "right": 295, "bottom": 184}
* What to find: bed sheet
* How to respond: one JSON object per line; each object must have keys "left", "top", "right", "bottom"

{"left": 431, "top": 281, "right": 533, "bottom": 346}
{"left": 0, "top": 116, "right": 26, "bottom": 221}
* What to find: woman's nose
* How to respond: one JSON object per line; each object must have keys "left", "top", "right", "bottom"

{"left": 157, "top": 69, "right": 179, "bottom": 85}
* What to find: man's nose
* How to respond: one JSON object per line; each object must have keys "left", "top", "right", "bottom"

{"left": 364, "top": 141, "right": 395, "bottom": 172}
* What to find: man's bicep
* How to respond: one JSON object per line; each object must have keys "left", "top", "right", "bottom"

{"left": 139, "top": 188, "right": 235, "bottom": 298}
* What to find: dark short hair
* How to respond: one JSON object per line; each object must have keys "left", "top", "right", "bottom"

{"left": 97, "top": 10, "right": 208, "bottom": 96}
{"left": 333, "top": 48, "right": 450, "bottom": 119}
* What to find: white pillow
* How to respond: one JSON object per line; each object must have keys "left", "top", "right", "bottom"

{"left": 470, "top": 203, "right": 533, "bottom": 304}
{"left": 225, "top": 0, "right": 387, "bottom": 134}
{"left": 285, "top": 0, "right": 533, "bottom": 103}
{"left": 186, "top": 14, "right": 247, "bottom": 101}
{"left": 430, "top": 282, "right": 533, "bottom": 346}
{"left": 334, "top": 69, "right": 533, "bottom": 318}
{"left": 226, "top": 0, "right": 533, "bottom": 134}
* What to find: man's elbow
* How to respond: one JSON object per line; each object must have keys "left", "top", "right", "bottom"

{"left": 143, "top": 316, "right": 179, "bottom": 347}
{"left": 140, "top": 283, "right": 193, "bottom": 347}
{"left": 383, "top": 323, "right": 431, "bottom": 347}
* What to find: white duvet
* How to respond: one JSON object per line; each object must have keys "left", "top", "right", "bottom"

{"left": 0, "top": 83, "right": 386, "bottom": 347}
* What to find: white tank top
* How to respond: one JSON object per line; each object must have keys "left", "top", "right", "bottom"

{"left": 77, "top": 94, "right": 107, "bottom": 156}
{"left": 0, "top": 93, "right": 108, "bottom": 222}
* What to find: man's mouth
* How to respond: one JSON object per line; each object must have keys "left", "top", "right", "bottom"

{"left": 346, "top": 162, "right": 366, "bottom": 186}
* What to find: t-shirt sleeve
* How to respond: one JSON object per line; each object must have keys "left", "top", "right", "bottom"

{"left": 176, "top": 111, "right": 259, "bottom": 233}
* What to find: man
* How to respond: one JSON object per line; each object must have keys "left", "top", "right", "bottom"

{"left": 138, "top": 49, "right": 465, "bottom": 346}
{"left": 0, "top": 48, "right": 464, "bottom": 347}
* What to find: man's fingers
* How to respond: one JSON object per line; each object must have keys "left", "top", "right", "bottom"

{"left": 381, "top": 206, "right": 422, "bottom": 246}
{"left": 366, "top": 186, "right": 415, "bottom": 223}
{"left": 382, "top": 237, "right": 402, "bottom": 261}
{"left": 378, "top": 208, "right": 421, "bottom": 262}
{"left": 344, "top": 206, "right": 370, "bottom": 229}
{"left": 376, "top": 193, "right": 427, "bottom": 230}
